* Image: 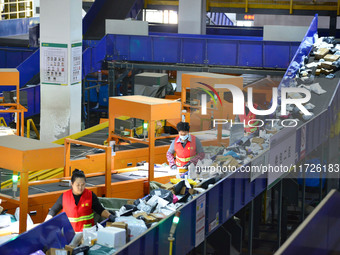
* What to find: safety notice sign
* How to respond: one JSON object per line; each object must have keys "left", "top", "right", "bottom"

{"left": 195, "top": 194, "right": 206, "bottom": 247}
{"left": 71, "top": 42, "right": 82, "bottom": 85}
{"left": 41, "top": 42, "right": 68, "bottom": 85}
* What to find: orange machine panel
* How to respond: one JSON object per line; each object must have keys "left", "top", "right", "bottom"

{"left": 0, "top": 68, "right": 19, "bottom": 85}
{"left": 0, "top": 136, "right": 64, "bottom": 172}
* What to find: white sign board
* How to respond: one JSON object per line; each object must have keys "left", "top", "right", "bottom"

{"left": 208, "top": 212, "right": 219, "bottom": 233}
{"left": 71, "top": 42, "right": 82, "bottom": 85}
{"left": 268, "top": 127, "right": 296, "bottom": 187}
{"left": 41, "top": 42, "right": 68, "bottom": 85}
{"left": 195, "top": 194, "right": 206, "bottom": 247}
{"left": 250, "top": 151, "right": 268, "bottom": 182}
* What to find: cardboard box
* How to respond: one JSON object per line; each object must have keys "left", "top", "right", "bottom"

{"left": 133, "top": 212, "right": 157, "bottom": 223}
{"left": 126, "top": 199, "right": 135, "bottom": 205}
{"left": 315, "top": 48, "right": 329, "bottom": 59}
{"left": 64, "top": 245, "right": 75, "bottom": 255}
{"left": 321, "top": 68, "right": 333, "bottom": 75}
{"left": 106, "top": 221, "right": 128, "bottom": 230}
{"left": 228, "top": 158, "right": 240, "bottom": 168}
{"left": 161, "top": 183, "right": 175, "bottom": 190}
{"left": 105, "top": 222, "right": 129, "bottom": 243}
{"left": 97, "top": 227, "right": 126, "bottom": 248}
{"left": 324, "top": 54, "right": 340, "bottom": 62}
{"left": 188, "top": 188, "right": 197, "bottom": 195}
{"left": 215, "top": 155, "right": 234, "bottom": 162}
{"left": 180, "top": 186, "right": 187, "bottom": 195}
{"left": 252, "top": 137, "right": 265, "bottom": 144}
{"left": 46, "top": 248, "right": 68, "bottom": 255}
{"left": 320, "top": 61, "right": 336, "bottom": 70}
{"left": 149, "top": 213, "right": 166, "bottom": 221}
{"left": 315, "top": 69, "right": 321, "bottom": 76}
{"left": 64, "top": 245, "right": 89, "bottom": 255}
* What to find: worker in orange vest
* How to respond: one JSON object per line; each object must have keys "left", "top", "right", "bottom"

{"left": 167, "top": 122, "right": 205, "bottom": 170}
{"left": 224, "top": 91, "right": 261, "bottom": 135}
{"left": 45, "top": 169, "right": 115, "bottom": 232}
{"left": 239, "top": 102, "right": 261, "bottom": 134}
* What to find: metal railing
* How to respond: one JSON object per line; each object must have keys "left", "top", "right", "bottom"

{"left": 64, "top": 138, "right": 113, "bottom": 197}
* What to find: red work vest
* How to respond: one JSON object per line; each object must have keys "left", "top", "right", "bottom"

{"left": 239, "top": 104, "right": 260, "bottom": 134}
{"left": 174, "top": 135, "right": 197, "bottom": 167}
{"left": 62, "top": 188, "right": 95, "bottom": 232}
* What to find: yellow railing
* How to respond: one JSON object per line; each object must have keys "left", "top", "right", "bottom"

{"left": 1, "top": 121, "right": 110, "bottom": 189}
{"left": 26, "top": 118, "right": 40, "bottom": 139}
{"left": 0, "top": 117, "right": 7, "bottom": 127}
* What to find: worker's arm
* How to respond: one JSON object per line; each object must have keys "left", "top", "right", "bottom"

{"left": 45, "top": 214, "right": 53, "bottom": 221}
{"left": 44, "top": 194, "right": 63, "bottom": 222}
{"left": 166, "top": 139, "right": 176, "bottom": 167}
{"left": 92, "top": 192, "right": 115, "bottom": 221}
{"left": 101, "top": 209, "right": 111, "bottom": 219}
{"left": 190, "top": 138, "right": 205, "bottom": 165}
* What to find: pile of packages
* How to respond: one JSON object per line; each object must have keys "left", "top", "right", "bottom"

{"left": 311, "top": 37, "right": 340, "bottom": 78}
{"left": 279, "top": 36, "right": 340, "bottom": 123}
{"left": 25, "top": 36, "right": 340, "bottom": 255}
{"left": 0, "top": 127, "right": 15, "bottom": 136}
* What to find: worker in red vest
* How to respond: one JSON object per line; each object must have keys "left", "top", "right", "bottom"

{"left": 167, "top": 122, "right": 205, "bottom": 169}
{"left": 239, "top": 102, "right": 261, "bottom": 134}
{"left": 224, "top": 91, "right": 260, "bottom": 134}
{"left": 45, "top": 169, "right": 115, "bottom": 232}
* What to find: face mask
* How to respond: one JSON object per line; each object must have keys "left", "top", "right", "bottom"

{"left": 180, "top": 134, "right": 189, "bottom": 141}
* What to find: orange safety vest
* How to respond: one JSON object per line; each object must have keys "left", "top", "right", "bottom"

{"left": 62, "top": 188, "right": 95, "bottom": 232}
{"left": 174, "top": 135, "right": 197, "bottom": 167}
{"left": 239, "top": 104, "right": 260, "bottom": 134}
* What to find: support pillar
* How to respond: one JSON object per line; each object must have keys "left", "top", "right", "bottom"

{"left": 40, "top": 0, "right": 82, "bottom": 142}
{"left": 330, "top": 14, "right": 337, "bottom": 37}
{"left": 177, "top": 0, "right": 206, "bottom": 92}
{"left": 178, "top": 0, "right": 206, "bottom": 35}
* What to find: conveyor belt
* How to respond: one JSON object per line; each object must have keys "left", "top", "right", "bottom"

{"left": 70, "top": 126, "right": 174, "bottom": 159}
{"left": 296, "top": 57, "right": 340, "bottom": 128}
{"left": 0, "top": 34, "right": 29, "bottom": 47}
{"left": 0, "top": 169, "right": 171, "bottom": 197}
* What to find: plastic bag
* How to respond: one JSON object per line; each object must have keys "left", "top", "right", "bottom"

{"left": 83, "top": 223, "right": 104, "bottom": 245}
{"left": 116, "top": 204, "right": 137, "bottom": 217}
{"left": 15, "top": 207, "right": 33, "bottom": 228}
{"left": 150, "top": 189, "right": 173, "bottom": 203}
{"left": 136, "top": 200, "right": 152, "bottom": 214}
{"left": 115, "top": 216, "right": 147, "bottom": 240}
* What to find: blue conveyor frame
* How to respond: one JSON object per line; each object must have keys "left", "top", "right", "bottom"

{"left": 1, "top": 15, "right": 340, "bottom": 254}
{"left": 0, "top": 213, "right": 74, "bottom": 255}
{"left": 112, "top": 14, "right": 331, "bottom": 254}
{"left": 82, "top": 33, "right": 300, "bottom": 79}
{"left": 276, "top": 189, "right": 340, "bottom": 254}
{"left": 2, "top": 12, "right": 299, "bottom": 121}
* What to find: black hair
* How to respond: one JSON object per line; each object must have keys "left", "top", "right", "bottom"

{"left": 71, "top": 169, "right": 86, "bottom": 184}
{"left": 176, "top": 122, "right": 190, "bottom": 132}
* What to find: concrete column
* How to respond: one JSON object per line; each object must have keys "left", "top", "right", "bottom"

{"left": 32, "top": 0, "right": 40, "bottom": 17}
{"left": 178, "top": 0, "right": 206, "bottom": 35}
{"left": 40, "top": 0, "right": 82, "bottom": 142}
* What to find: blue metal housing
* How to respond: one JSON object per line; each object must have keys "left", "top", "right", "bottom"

{"left": 0, "top": 213, "right": 74, "bottom": 255}
{"left": 2, "top": 15, "right": 340, "bottom": 254}
{"left": 278, "top": 15, "right": 318, "bottom": 90}
{"left": 83, "top": 33, "right": 299, "bottom": 80}
{"left": 0, "top": 17, "right": 39, "bottom": 37}
{"left": 277, "top": 190, "right": 340, "bottom": 254}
